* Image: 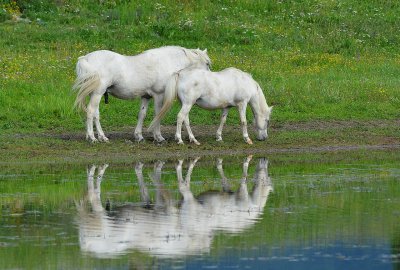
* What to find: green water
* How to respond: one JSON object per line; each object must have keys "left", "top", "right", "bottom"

{"left": 0, "top": 151, "right": 399, "bottom": 269}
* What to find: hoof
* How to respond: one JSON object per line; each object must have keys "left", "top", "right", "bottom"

{"left": 217, "top": 158, "right": 223, "bottom": 166}
{"left": 98, "top": 136, "right": 109, "bottom": 143}
{"left": 99, "top": 164, "right": 109, "bottom": 170}
{"left": 88, "top": 138, "right": 98, "bottom": 143}
{"left": 155, "top": 160, "right": 165, "bottom": 167}
{"left": 193, "top": 157, "right": 201, "bottom": 163}
{"left": 135, "top": 136, "right": 145, "bottom": 143}
{"left": 177, "top": 140, "right": 184, "bottom": 145}
{"left": 135, "top": 162, "right": 144, "bottom": 171}
{"left": 245, "top": 138, "right": 253, "bottom": 145}
{"left": 154, "top": 135, "right": 166, "bottom": 143}
{"left": 155, "top": 139, "right": 167, "bottom": 145}
{"left": 176, "top": 160, "right": 184, "bottom": 168}
{"left": 216, "top": 137, "right": 223, "bottom": 142}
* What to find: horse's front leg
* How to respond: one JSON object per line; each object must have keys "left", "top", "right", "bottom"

{"left": 236, "top": 156, "right": 252, "bottom": 204}
{"left": 152, "top": 95, "right": 166, "bottom": 143}
{"left": 238, "top": 102, "right": 253, "bottom": 145}
{"left": 134, "top": 97, "right": 150, "bottom": 142}
{"left": 251, "top": 158, "right": 273, "bottom": 207}
{"left": 216, "top": 108, "right": 229, "bottom": 142}
{"left": 217, "top": 158, "right": 232, "bottom": 193}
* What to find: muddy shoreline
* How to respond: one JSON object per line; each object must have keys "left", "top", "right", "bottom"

{"left": 1, "top": 120, "right": 399, "bottom": 164}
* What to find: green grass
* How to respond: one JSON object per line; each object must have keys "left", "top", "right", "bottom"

{"left": 0, "top": 0, "right": 399, "bottom": 135}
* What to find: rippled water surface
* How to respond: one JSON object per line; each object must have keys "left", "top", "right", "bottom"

{"left": 1, "top": 152, "right": 400, "bottom": 269}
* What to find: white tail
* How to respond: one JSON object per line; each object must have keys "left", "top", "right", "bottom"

{"left": 148, "top": 73, "right": 179, "bottom": 132}
{"left": 72, "top": 57, "right": 100, "bottom": 112}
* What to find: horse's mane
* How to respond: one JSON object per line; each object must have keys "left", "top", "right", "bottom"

{"left": 256, "top": 83, "right": 272, "bottom": 117}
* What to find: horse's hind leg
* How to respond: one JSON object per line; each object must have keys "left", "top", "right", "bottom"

{"left": 87, "top": 93, "right": 107, "bottom": 142}
{"left": 152, "top": 95, "right": 166, "bottom": 143}
{"left": 94, "top": 106, "right": 108, "bottom": 142}
{"left": 134, "top": 97, "right": 150, "bottom": 142}
{"left": 176, "top": 160, "right": 195, "bottom": 201}
{"left": 184, "top": 115, "right": 200, "bottom": 145}
{"left": 216, "top": 108, "right": 229, "bottom": 142}
{"left": 175, "top": 103, "right": 193, "bottom": 145}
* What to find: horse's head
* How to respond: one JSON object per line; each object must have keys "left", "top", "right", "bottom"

{"left": 190, "top": 48, "right": 212, "bottom": 70}
{"left": 255, "top": 105, "right": 273, "bottom": 141}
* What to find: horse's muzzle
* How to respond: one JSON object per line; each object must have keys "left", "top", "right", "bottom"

{"left": 257, "top": 131, "right": 268, "bottom": 141}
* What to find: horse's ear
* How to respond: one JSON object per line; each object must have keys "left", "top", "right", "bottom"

{"left": 203, "top": 48, "right": 207, "bottom": 53}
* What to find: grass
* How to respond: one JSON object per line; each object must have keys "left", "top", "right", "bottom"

{"left": 0, "top": 0, "right": 399, "bottom": 137}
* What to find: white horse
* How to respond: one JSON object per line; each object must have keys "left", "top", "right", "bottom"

{"left": 148, "top": 67, "right": 273, "bottom": 145}
{"left": 73, "top": 46, "right": 211, "bottom": 143}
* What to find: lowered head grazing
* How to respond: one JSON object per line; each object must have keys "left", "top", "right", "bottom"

{"left": 255, "top": 105, "right": 273, "bottom": 141}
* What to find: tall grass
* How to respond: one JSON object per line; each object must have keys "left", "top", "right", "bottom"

{"left": 0, "top": 0, "right": 399, "bottom": 134}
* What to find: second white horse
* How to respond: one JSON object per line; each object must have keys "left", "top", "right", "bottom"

{"left": 149, "top": 67, "right": 273, "bottom": 145}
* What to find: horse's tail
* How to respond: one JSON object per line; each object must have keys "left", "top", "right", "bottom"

{"left": 72, "top": 56, "right": 100, "bottom": 112}
{"left": 148, "top": 73, "right": 179, "bottom": 132}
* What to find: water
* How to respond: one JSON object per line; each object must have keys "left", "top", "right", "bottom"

{"left": 0, "top": 152, "right": 399, "bottom": 269}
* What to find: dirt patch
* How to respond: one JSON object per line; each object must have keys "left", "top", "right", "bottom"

{"left": 1, "top": 119, "right": 399, "bottom": 164}
{"left": 14, "top": 119, "right": 400, "bottom": 141}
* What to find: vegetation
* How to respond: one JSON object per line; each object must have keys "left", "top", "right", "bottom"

{"left": 0, "top": 0, "right": 399, "bottom": 136}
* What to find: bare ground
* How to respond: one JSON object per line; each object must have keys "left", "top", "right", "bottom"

{"left": 1, "top": 119, "right": 399, "bottom": 164}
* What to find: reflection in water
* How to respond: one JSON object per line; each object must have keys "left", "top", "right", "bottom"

{"left": 77, "top": 157, "right": 273, "bottom": 258}
{"left": 392, "top": 229, "right": 400, "bottom": 269}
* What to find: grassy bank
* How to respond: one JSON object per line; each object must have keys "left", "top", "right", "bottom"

{"left": 0, "top": 0, "right": 399, "bottom": 136}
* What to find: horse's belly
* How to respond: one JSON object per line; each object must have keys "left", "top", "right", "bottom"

{"left": 196, "top": 98, "right": 232, "bottom": 110}
{"left": 108, "top": 85, "right": 147, "bottom": 100}
{"left": 107, "top": 84, "right": 148, "bottom": 99}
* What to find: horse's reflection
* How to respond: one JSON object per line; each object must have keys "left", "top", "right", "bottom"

{"left": 77, "top": 157, "right": 273, "bottom": 258}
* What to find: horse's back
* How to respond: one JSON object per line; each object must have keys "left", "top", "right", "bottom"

{"left": 141, "top": 45, "right": 184, "bottom": 55}
{"left": 218, "top": 67, "right": 254, "bottom": 82}
{"left": 79, "top": 49, "right": 123, "bottom": 61}
{"left": 135, "top": 46, "right": 187, "bottom": 70}
{"left": 77, "top": 50, "right": 127, "bottom": 72}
